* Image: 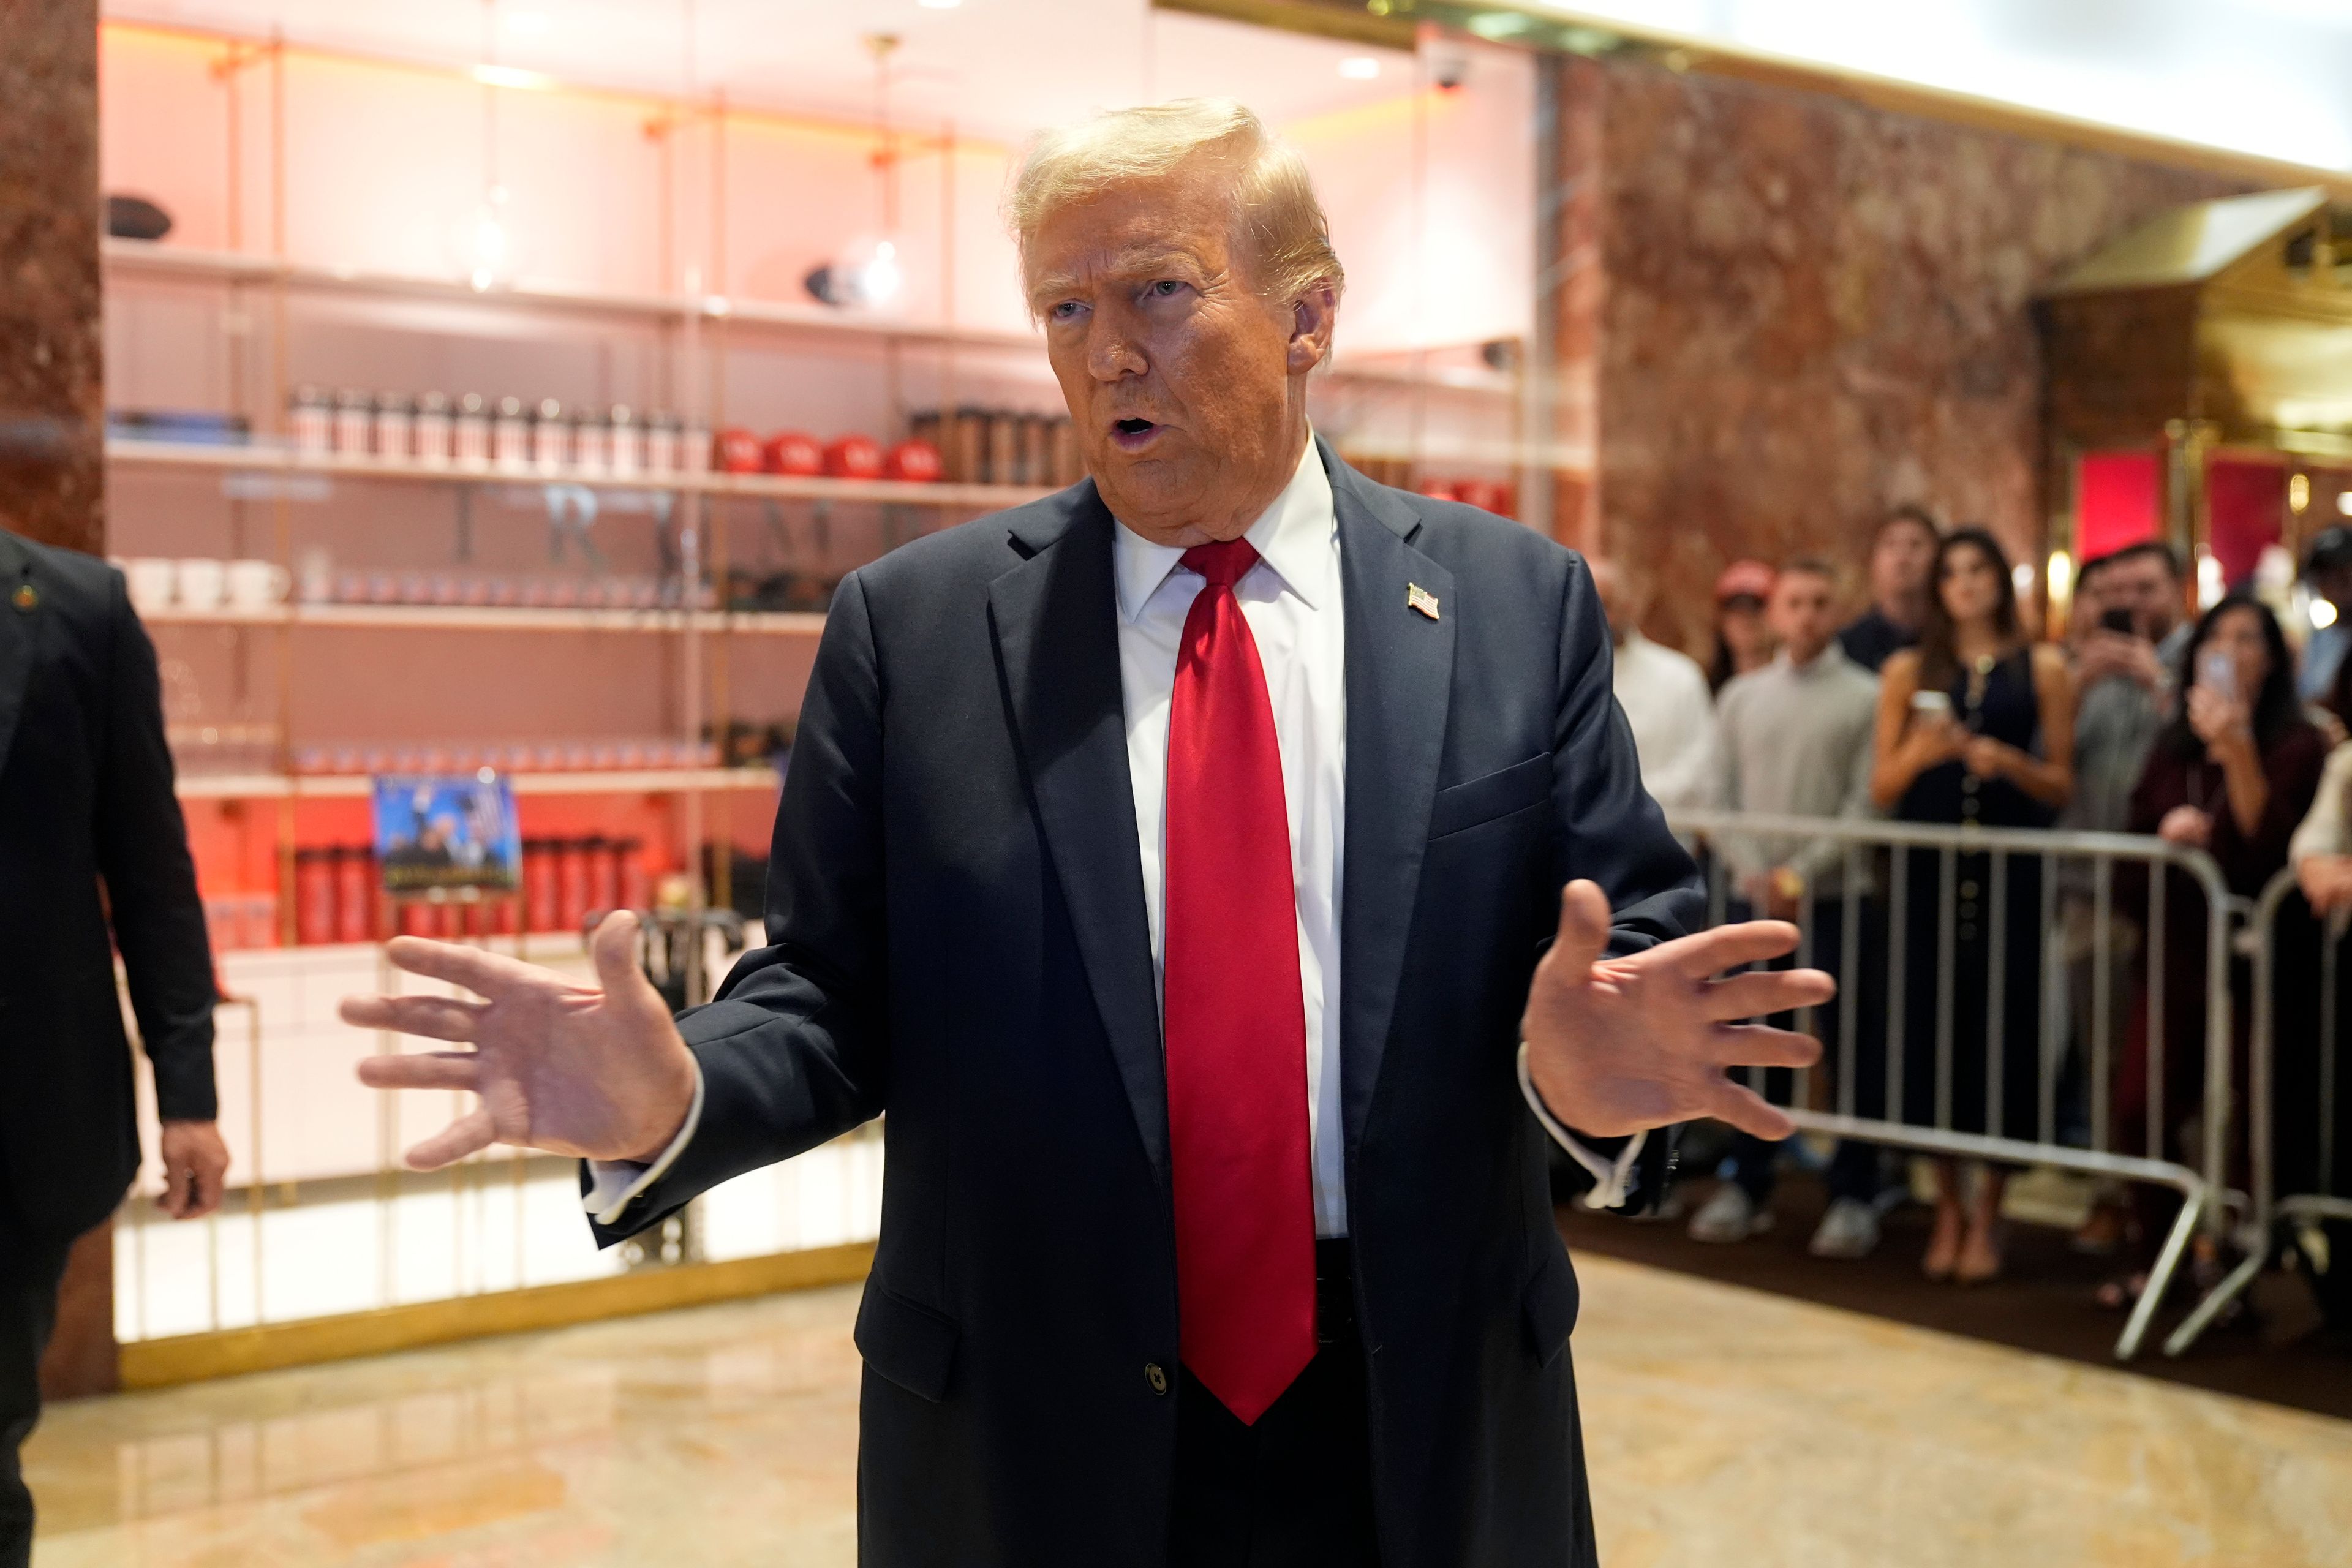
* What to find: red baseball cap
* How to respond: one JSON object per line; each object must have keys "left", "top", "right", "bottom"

{"left": 1714, "top": 560, "right": 1776, "bottom": 605}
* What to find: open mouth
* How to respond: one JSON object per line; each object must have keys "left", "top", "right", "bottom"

{"left": 1110, "top": 417, "right": 1161, "bottom": 450}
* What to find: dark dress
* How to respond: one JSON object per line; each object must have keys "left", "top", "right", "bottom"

{"left": 1893, "top": 648, "right": 2053, "bottom": 1142}
{"left": 2124, "top": 721, "right": 2328, "bottom": 1185}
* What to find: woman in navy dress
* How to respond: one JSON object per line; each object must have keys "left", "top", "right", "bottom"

{"left": 1871, "top": 529, "right": 2075, "bottom": 1284}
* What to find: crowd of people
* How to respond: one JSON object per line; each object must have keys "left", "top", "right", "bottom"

{"left": 1597, "top": 511, "right": 2352, "bottom": 1301}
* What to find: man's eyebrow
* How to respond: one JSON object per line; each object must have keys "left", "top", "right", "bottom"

{"left": 1028, "top": 246, "right": 1212, "bottom": 307}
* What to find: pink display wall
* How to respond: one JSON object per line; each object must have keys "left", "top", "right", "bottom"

{"left": 97, "top": 24, "right": 1539, "bottom": 934}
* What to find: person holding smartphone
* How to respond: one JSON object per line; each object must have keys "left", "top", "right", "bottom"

{"left": 1871, "top": 528, "right": 2075, "bottom": 1284}
{"left": 2110, "top": 595, "right": 2328, "bottom": 1310}
{"left": 2057, "top": 543, "right": 2190, "bottom": 1253}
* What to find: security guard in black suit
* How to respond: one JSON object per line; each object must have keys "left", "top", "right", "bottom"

{"left": 0, "top": 528, "right": 227, "bottom": 1566}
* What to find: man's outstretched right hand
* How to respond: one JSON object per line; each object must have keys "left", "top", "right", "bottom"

{"left": 340, "top": 910, "right": 698, "bottom": 1170}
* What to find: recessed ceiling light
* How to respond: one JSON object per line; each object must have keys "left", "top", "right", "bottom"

{"left": 505, "top": 10, "right": 551, "bottom": 34}
{"left": 1338, "top": 56, "right": 1381, "bottom": 80}
{"left": 916, "top": 0, "right": 963, "bottom": 9}
{"left": 472, "top": 63, "right": 555, "bottom": 90}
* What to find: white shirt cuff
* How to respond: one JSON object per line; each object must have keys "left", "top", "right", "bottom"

{"left": 1517, "top": 1042, "right": 1648, "bottom": 1210}
{"left": 581, "top": 1061, "right": 706, "bottom": 1225}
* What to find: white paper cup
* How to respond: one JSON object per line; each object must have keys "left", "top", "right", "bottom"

{"left": 176, "top": 558, "right": 227, "bottom": 610}
{"left": 123, "top": 557, "right": 177, "bottom": 612}
{"left": 226, "top": 559, "right": 291, "bottom": 609}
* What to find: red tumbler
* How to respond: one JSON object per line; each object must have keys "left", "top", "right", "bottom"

{"left": 337, "top": 847, "right": 377, "bottom": 944}
{"left": 296, "top": 849, "right": 336, "bottom": 946}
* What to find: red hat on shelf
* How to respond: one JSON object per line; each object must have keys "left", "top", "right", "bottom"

{"left": 715, "top": 427, "right": 764, "bottom": 474}
{"left": 824, "top": 434, "right": 885, "bottom": 480}
{"left": 764, "top": 431, "right": 824, "bottom": 477}
{"left": 885, "top": 439, "right": 943, "bottom": 483}
{"left": 1713, "top": 559, "right": 1777, "bottom": 605}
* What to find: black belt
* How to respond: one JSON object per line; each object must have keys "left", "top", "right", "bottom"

{"left": 1315, "top": 1238, "right": 1357, "bottom": 1348}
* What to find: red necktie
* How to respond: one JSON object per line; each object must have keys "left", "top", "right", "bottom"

{"left": 1163, "top": 537, "right": 1316, "bottom": 1427}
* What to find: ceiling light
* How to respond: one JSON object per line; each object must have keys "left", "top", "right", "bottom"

{"left": 505, "top": 10, "right": 551, "bottom": 34}
{"left": 916, "top": 0, "right": 962, "bottom": 8}
{"left": 2315, "top": 598, "right": 2340, "bottom": 630}
{"left": 1338, "top": 56, "right": 1381, "bottom": 80}
{"left": 2340, "top": 491, "right": 2352, "bottom": 516}
{"left": 472, "top": 63, "right": 554, "bottom": 91}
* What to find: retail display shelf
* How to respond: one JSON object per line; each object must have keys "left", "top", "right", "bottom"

{"left": 107, "top": 437, "right": 1057, "bottom": 508}
{"left": 141, "top": 602, "right": 829, "bottom": 635}
{"left": 100, "top": 239, "right": 1511, "bottom": 396}
{"left": 102, "top": 236, "right": 1045, "bottom": 353}
{"left": 175, "top": 767, "right": 779, "bottom": 801}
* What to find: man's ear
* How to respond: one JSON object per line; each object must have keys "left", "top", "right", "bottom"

{"left": 1287, "top": 282, "right": 1338, "bottom": 375}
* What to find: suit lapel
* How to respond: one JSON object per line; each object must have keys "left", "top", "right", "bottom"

{"left": 0, "top": 531, "right": 36, "bottom": 780}
{"left": 987, "top": 486, "right": 1170, "bottom": 1180}
{"left": 1327, "top": 445, "right": 1456, "bottom": 1153}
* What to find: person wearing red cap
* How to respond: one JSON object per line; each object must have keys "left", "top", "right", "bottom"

{"left": 1709, "top": 559, "right": 1779, "bottom": 694}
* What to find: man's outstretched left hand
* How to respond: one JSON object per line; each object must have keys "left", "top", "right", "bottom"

{"left": 1522, "top": 880, "right": 1831, "bottom": 1142}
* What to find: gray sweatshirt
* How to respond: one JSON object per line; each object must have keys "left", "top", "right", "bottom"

{"left": 1713, "top": 644, "right": 1881, "bottom": 892}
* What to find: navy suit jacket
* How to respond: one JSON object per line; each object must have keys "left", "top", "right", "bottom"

{"left": 595, "top": 442, "right": 1701, "bottom": 1566}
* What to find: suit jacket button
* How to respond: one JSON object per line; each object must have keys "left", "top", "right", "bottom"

{"left": 1145, "top": 1362, "right": 1169, "bottom": 1395}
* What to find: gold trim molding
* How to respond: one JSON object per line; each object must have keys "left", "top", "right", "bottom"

{"left": 1154, "top": 0, "right": 1419, "bottom": 50}
{"left": 117, "top": 1242, "right": 875, "bottom": 1390}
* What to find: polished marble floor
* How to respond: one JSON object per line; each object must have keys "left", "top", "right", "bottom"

{"left": 28, "top": 1254, "right": 2352, "bottom": 1566}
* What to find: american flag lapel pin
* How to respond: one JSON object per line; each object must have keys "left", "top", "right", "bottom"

{"left": 1406, "top": 582, "right": 1440, "bottom": 620}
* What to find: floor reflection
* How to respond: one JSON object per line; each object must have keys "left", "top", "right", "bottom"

{"left": 29, "top": 1256, "right": 2352, "bottom": 1566}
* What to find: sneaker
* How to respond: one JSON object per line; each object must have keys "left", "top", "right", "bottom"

{"left": 1808, "top": 1197, "right": 1882, "bottom": 1260}
{"left": 1687, "top": 1184, "right": 1769, "bottom": 1243}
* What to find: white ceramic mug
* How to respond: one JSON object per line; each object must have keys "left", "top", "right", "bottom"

{"left": 176, "top": 558, "right": 227, "bottom": 611}
{"left": 226, "top": 559, "right": 290, "bottom": 609}
{"left": 123, "top": 557, "right": 176, "bottom": 612}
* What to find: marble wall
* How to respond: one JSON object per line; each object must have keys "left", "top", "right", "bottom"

{"left": 0, "top": 0, "right": 104, "bottom": 556}
{"left": 4, "top": 0, "right": 116, "bottom": 1401}
{"left": 1556, "top": 56, "right": 2247, "bottom": 655}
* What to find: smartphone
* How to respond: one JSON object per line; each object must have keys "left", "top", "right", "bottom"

{"left": 2100, "top": 607, "right": 2135, "bottom": 636}
{"left": 2197, "top": 648, "right": 2237, "bottom": 702}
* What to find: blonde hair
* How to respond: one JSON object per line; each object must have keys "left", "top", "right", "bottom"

{"left": 1005, "top": 99, "right": 1344, "bottom": 317}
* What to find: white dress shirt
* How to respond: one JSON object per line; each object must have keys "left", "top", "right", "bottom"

{"left": 1112, "top": 436, "right": 1351, "bottom": 1236}
{"left": 590, "top": 436, "right": 1640, "bottom": 1224}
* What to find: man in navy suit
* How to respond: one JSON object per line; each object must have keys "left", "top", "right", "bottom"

{"left": 346, "top": 100, "right": 1826, "bottom": 1567}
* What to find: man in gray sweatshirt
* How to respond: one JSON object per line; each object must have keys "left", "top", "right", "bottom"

{"left": 1690, "top": 558, "right": 1888, "bottom": 1258}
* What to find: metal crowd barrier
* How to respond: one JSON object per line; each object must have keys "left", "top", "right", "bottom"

{"left": 1664, "top": 809, "right": 2238, "bottom": 1360}
{"left": 2168, "top": 867, "right": 2352, "bottom": 1355}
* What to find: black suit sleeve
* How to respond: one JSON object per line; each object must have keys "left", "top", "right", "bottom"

{"left": 1540, "top": 556, "right": 1705, "bottom": 1212}
{"left": 95, "top": 574, "right": 219, "bottom": 1121}
{"left": 590, "top": 572, "right": 890, "bottom": 1244}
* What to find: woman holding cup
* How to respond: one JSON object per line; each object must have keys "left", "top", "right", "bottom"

{"left": 1872, "top": 527, "right": 2076, "bottom": 1284}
